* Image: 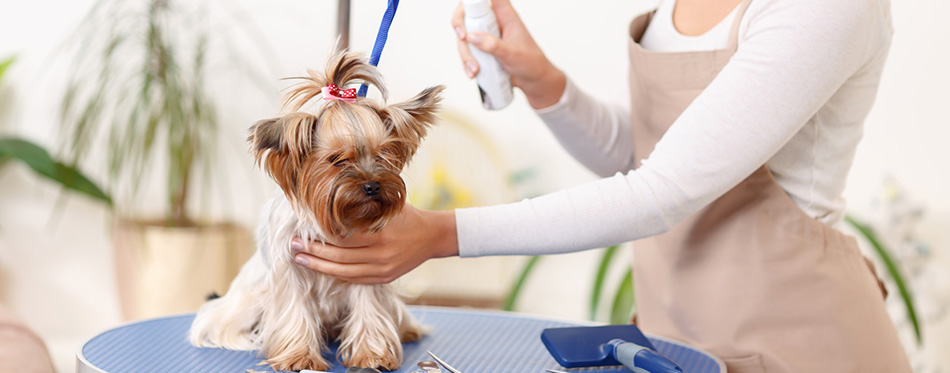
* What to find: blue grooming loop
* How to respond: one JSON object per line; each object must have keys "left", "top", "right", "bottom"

{"left": 357, "top": 0, "right": 399, "bottom": 97}
{"left": 77, "top": 306, "right": 725, "bottom": 373}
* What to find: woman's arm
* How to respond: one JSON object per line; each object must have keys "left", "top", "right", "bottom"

{"left": 293, "top": 0, "right": 891, "bottom": 282}
{"left": 458, "top": 0, "right": 892, "bottom": 256}
{"left": 535, "top": 79, "right": 635, "bottom": 177}
{"left": 454, "top": 0, "right": 638, "bottom": 177}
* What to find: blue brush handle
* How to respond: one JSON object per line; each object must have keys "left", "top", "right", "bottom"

{"left": 609, "top": 339, "right": 683, "bottom": 373}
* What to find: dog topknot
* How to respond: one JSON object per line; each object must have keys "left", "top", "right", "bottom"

{"left": 281, "top": 49, "right": 388, "bottom": 113}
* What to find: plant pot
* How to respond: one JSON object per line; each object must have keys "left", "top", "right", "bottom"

{"left": 113, "top": 219, "right": 254, "bottom": 320}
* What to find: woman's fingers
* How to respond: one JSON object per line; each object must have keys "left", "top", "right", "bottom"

{"left": 292, "top": 238, "right": 386, "bottom": 264}
{"left": 290, "top": 207, "right": 457, "bottom": 284}
{"left": 457, "top": 39, "right": 479, "bottom": 78}
{"left": 489, "top": 0, "right": 520, "bottom": 27}
{"left": 452, "top": 2, "right": 479, "bottom": 78}
{"left": 466, "top": 31, "right": 506, "bottom": 59}
{"left": 451, "top": 0, "right": 521, "bottom": 80}
{"left": 293, "top": 252, "right": 400, "bottom": 284}
{"left": 450, "top": 1, "right": 465, "bottom": 30}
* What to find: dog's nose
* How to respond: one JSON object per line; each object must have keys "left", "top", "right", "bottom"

{"left": 361, "top": 181, "right": 381, "bottom": 196}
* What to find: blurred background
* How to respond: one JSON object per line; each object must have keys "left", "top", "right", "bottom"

{"left": 0, "top": 0, "right": 947, "bottom": 371}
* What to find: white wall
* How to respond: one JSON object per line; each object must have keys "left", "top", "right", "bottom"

{"left": 1, "top": 0, "right": 948, "bottom": 371}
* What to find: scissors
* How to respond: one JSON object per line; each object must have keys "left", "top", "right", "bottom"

{"left": 426, "top": 350, "right": 463, "bottom": 373}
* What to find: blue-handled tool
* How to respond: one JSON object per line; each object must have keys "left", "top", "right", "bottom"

{"left": 541, "top": 325, "right": 682, "bottom": 373}
{"left": 608, "top": 338, "right": 682, "bottom": 373}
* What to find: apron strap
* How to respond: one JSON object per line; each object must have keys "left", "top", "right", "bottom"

{"left": 726, "top": 0, "right": 754, "bottom": 50}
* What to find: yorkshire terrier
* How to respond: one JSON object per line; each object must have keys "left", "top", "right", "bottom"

{"left": 189, "top": 49, "right": 444, "bottom": 371}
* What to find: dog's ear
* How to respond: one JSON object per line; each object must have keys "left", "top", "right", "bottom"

{"left": 249, "top": 113, "right": 318, "bottom": 156}
{"left": 380, "top": 85, "right": 445, "bottom": 166}
{"left": 249, "top": 118, "right": 283, "bottom": 153}
{"left": 248, "top": 113, "right": 318, "bottom": 191}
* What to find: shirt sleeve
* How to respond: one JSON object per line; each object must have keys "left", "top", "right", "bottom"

{"left": 534, "top": 79, "right": 635, "bottom": 177}
{"left": 456, "top": 0, "right": 890, "bottom": 257}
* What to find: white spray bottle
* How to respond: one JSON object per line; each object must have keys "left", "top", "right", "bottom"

{"left": 463, "top": 0, "right": 513, "bottom": 110}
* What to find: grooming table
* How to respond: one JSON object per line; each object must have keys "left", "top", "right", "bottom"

{"left": 77, "top": 306, "right": 725, "bottom": 372}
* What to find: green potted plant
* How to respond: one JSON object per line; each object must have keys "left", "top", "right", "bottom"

{"left": 1, "top": 56, "right": 111, "bottom": 213}
{"left": 56, "top": 0, "right": 262, "bottom": 320}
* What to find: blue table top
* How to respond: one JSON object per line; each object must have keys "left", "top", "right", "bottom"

{"left": 78, "top": 307, "right": 724, "bottom": 373}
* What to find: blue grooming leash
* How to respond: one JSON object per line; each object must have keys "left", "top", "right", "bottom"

{"left": 358, "top": 0, "right": 400, "bottom": 97}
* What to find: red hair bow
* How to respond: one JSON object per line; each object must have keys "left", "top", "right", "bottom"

{"left": 322, "top": 84, "right": 357, "bottom": 103}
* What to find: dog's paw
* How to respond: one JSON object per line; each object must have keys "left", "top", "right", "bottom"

{"left": 345, "top": 348, "right": 400, "bottom": 371}
{"left": 400, "top": 324, "right": 424, "bottom": 343}
{"left": 266, "top": 354, "right": 331, "bottom": 372}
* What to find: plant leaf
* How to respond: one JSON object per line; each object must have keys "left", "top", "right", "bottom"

{"left": 503, "top": 256, "right": 542, "bottom": 312}
{"left": 0, "top": 137, "right": 112, "bottom": 206}
{"left": 590, "top": 245, "right": 621, "bottom": 321}
{"left": 0, "top": 56, "right": 14, "bottom": 83}
{"left": 610, "top": 267, "right": 635, "bottom": 325}
{"left": 845, "top": 215, "right": 922, "bottom": 345}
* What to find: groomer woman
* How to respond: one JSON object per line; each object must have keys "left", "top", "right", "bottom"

{"left": 291, "top": 0, "right": 911, "bottom": 370}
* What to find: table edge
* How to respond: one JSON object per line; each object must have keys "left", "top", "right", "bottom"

{"left": 75, "top": 306, "right": 725, "bottom": 373}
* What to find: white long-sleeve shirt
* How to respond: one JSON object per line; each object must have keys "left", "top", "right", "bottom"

{"left": 456, "top": 0, "right": 893, "bottom": 257}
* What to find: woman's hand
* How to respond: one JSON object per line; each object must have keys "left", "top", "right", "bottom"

{"left": 290, "top": 206, "right": 459, "bottom": 284}
{"left": 452, "top": 0, "right": 566, "bottom": 109}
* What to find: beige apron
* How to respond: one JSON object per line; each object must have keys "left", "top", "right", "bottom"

{"left": 626, "top": 2, "right": 911, "bottom": 372}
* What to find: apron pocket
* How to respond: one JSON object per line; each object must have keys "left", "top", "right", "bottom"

{"left": 723, "top": 354, "right": 766, "bottom": 373}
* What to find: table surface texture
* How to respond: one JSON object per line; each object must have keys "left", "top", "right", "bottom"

{"left": 78, "top": 307, "right": 723, "bottom": 373}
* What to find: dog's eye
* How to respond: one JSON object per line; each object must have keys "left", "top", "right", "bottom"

{"left": 328, "top": 154, "right": 348, "bottom": 167}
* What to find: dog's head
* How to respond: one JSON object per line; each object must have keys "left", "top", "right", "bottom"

{"left": 249, "top": 49, "right": 444, "bottom": 238}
